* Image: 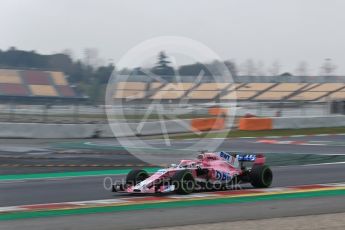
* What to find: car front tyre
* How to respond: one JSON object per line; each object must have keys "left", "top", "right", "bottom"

{"left": 171, "top": 170, "right": 195, "bottom": 194}
{"left": 126, "top": 169, "right": 149, "bottom": 186}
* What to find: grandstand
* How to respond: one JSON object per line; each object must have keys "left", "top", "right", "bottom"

{"left": 112, "top": 81, "right": 345, "bottom": 102}
{"left": 0, "top": 69, "right": 81, "bottom": 103}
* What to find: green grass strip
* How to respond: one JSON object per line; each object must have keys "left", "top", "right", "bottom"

{"left": 0, "top": 168, "right": 159, "bottom": 181}
{"left": 1, "top": 189, "right": 344, "bottom": 221}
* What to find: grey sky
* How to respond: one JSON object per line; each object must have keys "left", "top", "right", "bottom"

{"left": 1, "top": 0, "right": 344, "bottom": 75}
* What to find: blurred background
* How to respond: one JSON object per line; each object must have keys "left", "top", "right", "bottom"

{"left": 1, "top": 1, "right": 345, "bottom": 229}
{"left": 0, "top": 0, "right": 344, "bottom": 126}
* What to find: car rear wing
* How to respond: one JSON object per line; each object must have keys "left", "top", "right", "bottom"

{"left": 216, "top": 151, "right": 266, "bottom": 165}
{"left": 238, "top": 154, "right": 266, "bottom": 165}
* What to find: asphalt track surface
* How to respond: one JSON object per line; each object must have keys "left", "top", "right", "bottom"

{"left": 0, "top": 163, "right": 345, "bottom": 207}
{"left": 1, "top": 135, "right": 345, "bottom": 174}
{"left": 2, "top": 197, "right": 345, "bottom": 230}
{"left": 1, "top": 134, "right": 345, "bottom": 155}
{"left": 0, "top": 135, "right": 345, "bottom": 229}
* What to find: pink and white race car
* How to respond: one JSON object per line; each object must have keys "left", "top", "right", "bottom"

{"left": 112, "top": 151, "right": 273, "bottom": 194}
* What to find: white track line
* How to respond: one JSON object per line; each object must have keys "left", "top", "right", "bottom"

{"left": 298, "top": 161, "right": 345, "bottom": 167}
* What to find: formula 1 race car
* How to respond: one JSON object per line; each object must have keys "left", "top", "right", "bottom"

{"left": 112, "top": 151, "right": 273, "bottom": 194}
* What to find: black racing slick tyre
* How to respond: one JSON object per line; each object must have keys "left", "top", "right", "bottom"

{"left": 250, "top": 165, "right": 273, "bottom": 188}
{"left": 126, "top": 169, "right": 149, "bottom": 186}
{"left": 171, "top": 170, "right": 195, "bottom": 194}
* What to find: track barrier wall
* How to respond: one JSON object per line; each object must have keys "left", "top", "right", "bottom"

{"left": 191, "top": 118, "right": 225, "bottom": 131}
{"left": 0, "top": 115, "right": 344, "bottom": 138}
{"left": 238, "top": 117, "right": 273, "bottom": 131}
{"left": 238, "top": 115, "right": 345, "bottom": 130}
{"left": 272, "top": 115, "right": 345, "bottom": 129}
{"left": 0, "top": 120, "right": 192, "bottom": 138}
{"left": 0, "top": 122, "right": 112, "bottom": 138}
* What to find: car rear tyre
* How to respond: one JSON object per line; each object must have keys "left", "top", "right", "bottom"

{"left": 172, "top": 170, "right": 195, "bottom": 194}
{"left": 250, "top": 165, "right": 273, "bottom": 188}
{"left": 126, "top": 169, "right": 149, "bottom": 186}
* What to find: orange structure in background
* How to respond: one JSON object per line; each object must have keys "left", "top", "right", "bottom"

{"left": 191, "top": 118, "right": 225, "bottom": 131}
{"left": 208, "top": 107, "right": 228, "bottom": 116}
{"left": 238, "top": 117, "right": 273, "bottom": 131}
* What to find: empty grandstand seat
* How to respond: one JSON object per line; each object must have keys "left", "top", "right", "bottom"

{"left": 0, "top": 83, "right": 29, "bottom": 96}
{"left": 228, "top": 83, "right": 244, "bottom": 90}
{"left": 255, "top": 91, "right": 293, "bottom": 100}
{"left": 289, "top": 92, "right": 328, "bottom": 101}
{"left": 303, "top": 83, "right": 319, "bottom": 91}
{"left": 237, "top": 83, "right": 274, "bottom": 91}
{"left": 221, "top": 91, "right": 258, "bottom": 100}
{"left": 50, "top": 71, "right": 68, "bottom": 85}
{"left": 116, "top": 82, "right": 147, "bottom": 90}
{"left": 21, "top": 70, "right": 51, "bottom": 85}
{"left": 150, "top": 82, "right": 163, "bottom": 89}
{"left": 327, "top": 92, "right": 345, "bottom": 100}
{"left": 0, "top": 69, "right": 77, "bottom": 99}
{"left": 29, "top": 85, "right": 58, "bottom": 96}
{"left": 269, "top": 83, "right": 307, "bottom": 91}
{"left": 187, "top": 90, "right": 220, "bottom": 99}
{"left": 56, "top": 85, "right": 75, "bottom": 97}
{"left": 0, "top": 69, "right": 22, "bottom": 84}
{"left": 194, "top": 83, "right": 230, "bottom": 90}
{"left": 287, "top": 83, "right": 345, "bottom": 101}
{"left": 113, "top": 90, "right": 145, "bottom": 99}
{"left": 150, "top": 90, "right": 185, "bottom": 100}
{"left": 308, "top": 83, "right": 345, "bottom": 92}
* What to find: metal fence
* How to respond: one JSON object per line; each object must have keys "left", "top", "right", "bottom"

{"left": 0, "top": 102, "right": 334, "bottom": 124}
{"left": 235, "top": 102, "right": 331, "bottom": 117}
